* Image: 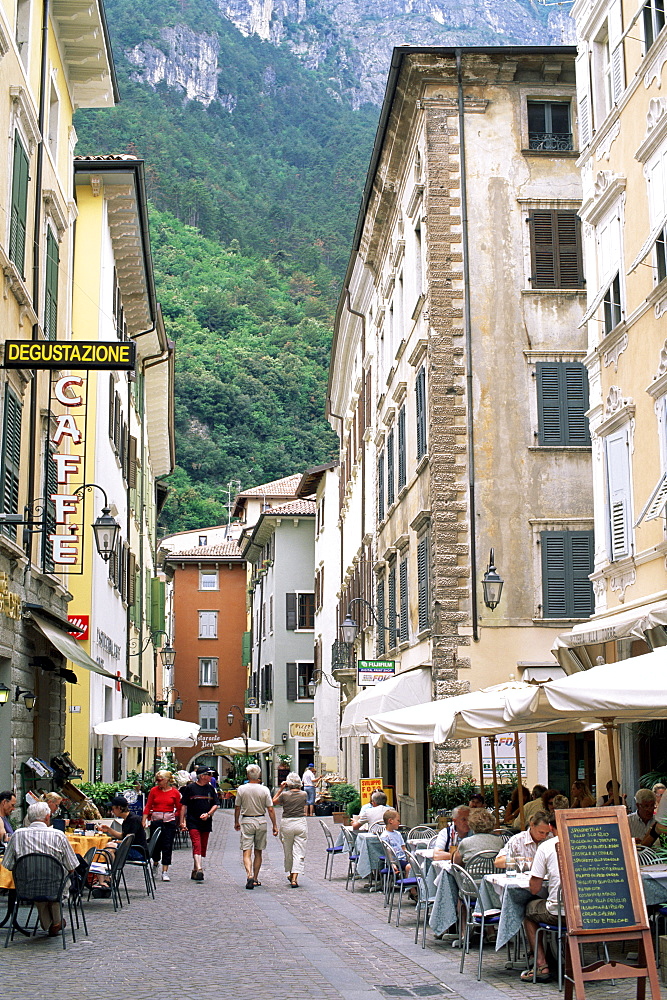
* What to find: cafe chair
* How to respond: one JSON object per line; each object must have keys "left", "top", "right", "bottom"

{"left": 638, "top": 846, "right": 661, "bottom": 866}
{"left": 125, "top": 827, "right": 161, "bottom": 898}
{"left": 4, "top": 853, "right": 71, "bottom": 950}
{"left": 369, "top": 822, "right": 386, "bottom": 835}
{"left": 464, "top": 851, "right": 499, "bottom": 884}
{"left": 341, "top": 826, "right": 360, "bottom": 891}
{"left": 318, "top": 819, "right": 344, "bottom": 880}
{"left": 87, "top": 834, "right": 134, "bottom": 911}
{"left": 406, "top": 849, "right": 437, "bottom": 949}
{"left": 451, "top": 862, "right": 501, "bottom": 981}
{"left": 383, "top": 841, "right": 419, "bottom": 927}
{"left": 408, "top": 825, "right": 433, "bottom": 843}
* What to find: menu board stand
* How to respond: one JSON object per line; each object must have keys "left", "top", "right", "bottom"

{"left": 556, "top": 807, "right": 660, "bottom": 1000}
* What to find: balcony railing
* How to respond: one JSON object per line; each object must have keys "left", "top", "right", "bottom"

{"left": 528, "top": 131, "right": 574, "bottom": 151}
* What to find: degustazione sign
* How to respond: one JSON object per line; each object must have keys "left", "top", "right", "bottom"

{"left": 4, "top": 340, "right": 136, "bottom": 370}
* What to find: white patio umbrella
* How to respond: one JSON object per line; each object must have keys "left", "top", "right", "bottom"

{"left": 500, "top": 650, "right": 667, "bottom": 802}
{"left": 94, "top": 713, "right": 200, "bottom": 746}
{"left": 212, "top": 737, "right": 274, "bottom": 755}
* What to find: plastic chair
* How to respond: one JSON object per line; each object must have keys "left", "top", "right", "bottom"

{"left": 126, "top": 826, "right": 161, "bottom": 898}
{"left": 318, "top": 819, "right": 344, "bottom": 880}
{"left": 87, "top": 834, "right": 134, "bottom": 910}
{"left": 406, "top": 849, "right": 437, "bottom": 948}
{"left": 4, "top": 853, "right": 71, "bottom": 950}
{"left": 451, "top": 863, "right": 501, "bottom": 980}
{"left": 383, "top": 840, "right": 418, "bottom": 927}
{"left": 341, "top": 826, "right": 360, "bottom": 891}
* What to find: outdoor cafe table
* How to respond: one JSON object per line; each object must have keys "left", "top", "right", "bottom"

{"left": 66, "top": 832, "right": 110, "bottom": 854}
{"left": 333, "top": 829, "right": 385, "bottom": 879}
{"left": 427, "top": 859, "right": 461, "bottom": 937}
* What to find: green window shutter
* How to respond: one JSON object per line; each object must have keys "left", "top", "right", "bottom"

{"left": 377, "top": 450, "right": 385, "bottom": 521}
{"left": 285, "top": 592, "right": 297, "bottom": 630}
{"left": 150, "top": 577, "right": 165, "bottom": 633}
{"left": 530, "top": 210, "right": 584, "bottom": 289}
{"left": 537, "top": 363, "right": 590, "bottom": 446}
{"left": 417, "top": 535, "right": 429, "bottom": 631}
{"left": 9, "top": 134, "right": 29, "bottom": 275}
{"left": 564, "top": 364, "right": 590, "bottom": 445}
{"left": 241, "top": 631, "right": 251, "bottom": 666}
{"left": 555, "top": 211, "right": 584, "bottom": 288}
{"left": 376, "top": 578, "right": 385, "bottom": 657}
{"left": 387, "top": 429, "right": 395, "bottom": 507}
{"left": 1, "top": 388, "right": 22, "bottom": 541}
{"left": 530, "top": 211, "right": 557, "bottom": 288}
{"left": 399, "top": 557, "right": 408, "bottom": 642}
{"left": 397, "top": 406, "right": 406, "bottom": 490}
{"left": 536, "top": 363, "right": 564, "bottom": 444}
{"left": 416, "top": 367, "right": 427, "bottom": 458}
{"left": 388, "top": 563, "right": 397, "bottom": 649}
{"left": 286, "top": 661, "right": 297, "bottom": 701}
{"left": 541, "top": 530, "right": 594, "bottom": 618}
{"left": 44, "top": 230, "right": 59, "bottom": 341}
{"left": 145, "top": 567, "right": 152, "bottom": 629}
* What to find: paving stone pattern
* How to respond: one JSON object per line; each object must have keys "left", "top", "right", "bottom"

{"left": 3, "top": 813, "right": 667, "bottom": 1000}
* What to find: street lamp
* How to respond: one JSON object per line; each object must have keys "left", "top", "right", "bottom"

{"left": 0, "top": 683, "right": 10, "bottom": 705}
{"left": 339, "top": 597, "right": 399, "bottom": 645}
{"left": 227, "top": 704, "right": 249, "bottom": 754}
{"left": 73, "top": 484, "right": 121, "bottom": 562}
{"left": 15, "top": 686, "right": 36, "bottom": 711}
{"left": 160, "top": 644, "right": 176, "bottom": 669}
{"left": 482, "top": 548, "right": 504, "bottom": 611}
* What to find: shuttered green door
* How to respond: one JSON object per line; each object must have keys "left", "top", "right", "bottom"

{"left": 44, "top": 230, "right": 59, "bottom": 340}
{"left": 536, "top": 362, "right": 590, "bottom": 446}
{"left": 9, "top": 134, "right": 29, "bottom": 275}
{"left": 541, "top": 530, "right": 594, "bottom": 618}
{"left": 0, "top": 388, "right": 22, "bottom": 540}
{"left": 150, "top": 577, "right": 165, "bottom": 633}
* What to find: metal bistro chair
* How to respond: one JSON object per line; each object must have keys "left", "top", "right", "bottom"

{"left": 341, "top": 826, "right": 360, "bottom": 891}
{"left": 365, "top": 822, "right": 390, "bottom": 893}
{"left": 384, "top": 840, "right": 419, "bottom": 927}
{"left": 4, "top": 853, "right": 71, "bottom": 950}
{"left": 408, "top": 825, "right": 434, "bottom": 843}
{"left": 406, "top": 849, "right": 437, "bottom": 949}
{"left": 464, "top": 850, "right": 500, "bottom": 884}
{"left": 87, "top": 834, "right": 134, "bottom": 911}
{"left": 368, "top": 821, "right": 386, "bottom": 835}
{"left": 451, "top": 862, "right": 501, "bottom": 981}
{"left": 532, "top": 888, "right": 567, "bottom": 990}
{"left": 318, "top": 819, "right": 345, "bottom": 880}
{"left": 126, "top": 827, "right": 161, "bottom": 898}
{"left": 639, "top": 846, "right": 662, "bottom": 866}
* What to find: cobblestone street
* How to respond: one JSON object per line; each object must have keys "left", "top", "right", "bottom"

{"left": 4, "top": 813, "right": 667, "bottom": 1000}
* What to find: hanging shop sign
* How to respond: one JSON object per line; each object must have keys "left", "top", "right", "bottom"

{"left": 68, "top": 615, "right": 89, "bottom": 640}
{"left": 47, "top": 374, "right": 88, "bottom": 570}
{"left": 0, "top": 572, "right": 21, "bottom": 619}
{"left": 289, "top": 722, "right": 315, "bottom": 739}
{"left": 357, "top": 660, "right": 395, "bottom": 686}
{"left": 481, "top": 733, "right": 526, "bottom": 780}
{"left": 4, "top": 340, "right": 136, "bottom": 370}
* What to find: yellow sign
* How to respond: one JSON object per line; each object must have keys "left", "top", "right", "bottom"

{"left": 0, "top": 573, "right": 21, "bottom": 619}
{"left": 289, "top": 722, "right": 314, "bottom": 739}
{"left": 4, "top": 340, "right": 136, "bottom": 369}
{"left": 360, "top": 777, "right": 383, "bottom": 806}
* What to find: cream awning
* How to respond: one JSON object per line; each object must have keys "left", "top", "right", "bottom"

{"left": 552, "top": 597, "right": 667, "bottom": 668}
{"left": 341, "top": 666, "right": 431, "bottom": 739}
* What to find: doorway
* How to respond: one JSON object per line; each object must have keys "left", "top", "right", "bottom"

{"left": 296, "top": 742, "right": 314, "bottom": 776}
{"left": 547, "top": 732, "right": 596, "bottom": 796}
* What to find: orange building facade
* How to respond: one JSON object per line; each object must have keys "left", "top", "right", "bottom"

{"left": 163, "top": 539, "right": 247, "bottom": 770}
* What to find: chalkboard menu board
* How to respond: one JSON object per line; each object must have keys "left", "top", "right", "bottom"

{"left": 567, "top": 820, "right": 635, "bottom": 929}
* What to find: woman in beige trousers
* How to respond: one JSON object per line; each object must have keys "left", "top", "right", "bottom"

{"left": 272, "top": 772, "right": 308, "bottom": 887}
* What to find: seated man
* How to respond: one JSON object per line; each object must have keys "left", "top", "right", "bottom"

{"left": 627, "top": 788, "right": 657, "bottom": 844}
{"left": 521, "top": 812, "right": 561, "bottom": 983}
{"left": 3, "top": 801, "right": 78, "bottom": 936}
{"left": 95, "top": 795, "right": 148, "bottom": 895}
{"left": 512, "top": 784, "right": 547, "bottom": 830}
{"left": 433, "top": 805, "right": 470, "bottom": 860}
{"left": 352, "top": 791, "right": 388, "bottom": 832}
{"left": 0, "top": 790, "right": 16, "bottom": 844}
{"left": 495, "top": 811, "right": 552, "bottom": 868}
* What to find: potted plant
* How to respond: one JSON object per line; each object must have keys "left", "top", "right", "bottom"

{"left": 329, "top": 782, "right": 357, "bottom": 824}
{"left": 277, "top": 753, "right": 292, "bottom": 784}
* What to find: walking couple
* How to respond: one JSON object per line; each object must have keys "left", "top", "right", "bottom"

{"left": 234, "top": 764, "right": 308, "bottom": 888}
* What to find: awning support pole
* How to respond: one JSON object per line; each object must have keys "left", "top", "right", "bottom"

{"left": 477, "top": 737, "right": 484, "bottom": 791}
{"left": 602, "top": 717, "right": 619, "bottom": 805}
{"left": 514, "top": 733, "right": 525, "bottom": 829}
{"left": 141, "top": 736, "right": 146, "bottom": 786}
{"left": 489, "top": 736, "right": 500, "bottom": 827}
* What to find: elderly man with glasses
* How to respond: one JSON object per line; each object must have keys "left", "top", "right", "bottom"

{"left": 0, "top": 790, "right": 16, "bottom": 843}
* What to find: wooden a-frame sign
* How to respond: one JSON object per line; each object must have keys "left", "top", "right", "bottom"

{"left": 556, "top": 806, "right": 660, "bottom": 1000}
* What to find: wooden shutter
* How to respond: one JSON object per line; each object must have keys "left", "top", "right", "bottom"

{"left": 541, "top": 532, "right": 568, "bottom": 617}
{"left": 556, "top": 212, "right": 584, "bottom": 288}
{"left": 377, "top": 450, "right": 385, "bottom": 521}
{"left": 128, "top": 435, "right": 137, "bottom": 489}
{"left": 267, "top": 663, "right": 272, "bottom": 702}
{"left": 387, "top": 429, "right": 395, "bottom": 506}
{"left": 564, "top": 364, "right": 590, "bottom": 445}
{"left": 388, "top": 563, "right": 397, "bottom": 649}
{"left": 399, "top": 557, "right": 409, "bottom": 642}
{"left": 286, "top": 662, "right": 297, "bottom": 701}
{"left": 571, "top": 533, "right": 595, "bottom": 616}
{"left": 397, "top": 406, "right": 406, "bottom": 490}
{"left": 417, "top": 535, "right": 429, "bottom": 631}
{"left": 536, "top": 363, "right": 590, "bottom": 446}
{"left": 1, "top": 388, "right": 22, "bottom": 539}
{"left": 108, "top": 377, "right": 115, "bottom": 440}
{"left": 541, "top": 530, "right": 594, "bottom": 617}
{"left": 416, "top": 367, "right": 427, "bottom": 458}
{"left": 575, "top": 47, "right": 592, "bottom": 147}
{"left": 606, "top": 428, "right": 633, "bottom": 559}
{"left": 128, "top": 552, "right": 136, "bottom": 608}
{"left": 9, "top": 134, "right": 29, "bottom": 274}
{"left": 609, "top": 0, "right": 625, "bottom": 103}
{"left": 43, "top": 448, "right": 58, "bottom": 570}
{"left": 530, "top": 211, "right": 583, "bottom": 289}
{"left": 530, "top": 211, "right": 557, "bottom": 287}
{"left": 536, "top": 364, "right": 563, "bottom": 444}
{"left": 241, "top": 631, "right": 251, "bottom": 665}
{"left": 285, "top": 592, "right": 297, "bottom": 630}
{"left": 44, "top": 230, "right": 59, "bottom": 341}
{"left": 151, "top": 577, "right": 165, "bottom": 632}
{"left": 376, "top": 578, "right": 385, "bottom": 657}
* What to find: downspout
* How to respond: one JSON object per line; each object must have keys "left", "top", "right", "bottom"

{"left": 26, "top": 0, "right": 51, "bottom": 558}
{"left": 344, "top": 287, "right": 367, "bottom": 661}
{"left": 456, "top": 49, "right": 480, "bottom": 643}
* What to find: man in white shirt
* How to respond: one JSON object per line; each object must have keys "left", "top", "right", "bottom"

{"left": 302, "top": 764, "right": 317, "bottom": 817}
{"left": 627, "top": 788, "right": 656, "bottom": 843}
{"left": 352, "top": 791, "right": 387, "bottom": 831}
{"left": 495, "top": 812, "right": 552, "bottom": 868}
{"left": 520, "top": 814, "right": 561, "bottom": 982}
{"left": 3, "top": 801, "right": 78, "bottom": 936}
{"left": 433, "top": 805, "right": 470, "bottom": 860}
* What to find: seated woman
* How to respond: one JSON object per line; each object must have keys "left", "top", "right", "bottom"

{"left": 94, "top": 795, "right": 148, "bottom": 896}
{"left": 452, "top": 808, "right": 504, "bottom": 867}
{"left": 570, "top": 780, "right": 595, "bottom": 808}
{"left": 503, "top": 785, "right": 531, "bottom": 828}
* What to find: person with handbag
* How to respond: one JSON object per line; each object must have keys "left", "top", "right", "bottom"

{"left": 143, "top": 770, "right": 181, "bottom": 881}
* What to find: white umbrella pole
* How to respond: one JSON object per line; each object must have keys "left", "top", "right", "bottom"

{"left": 514, "top": 734, "right": 525, "bottom": 829}
{"left": 141, "top": 736, "right": 146, "bottom": 785}
{"left": 477, "top": 737, "right": 484, "bottom": 791}
{"left": 602, "top": 717, "right": 620, "bottom": 805}
{"left": 489, "top": 736, "right": 500, "bottom": 826}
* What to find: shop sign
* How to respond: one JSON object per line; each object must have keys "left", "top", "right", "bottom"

{"left": 198, "top": 734, "right": 220, "bottom": 747}
{"left": 357, "top": 660, "right": 395, "bottom": 686}
{"left": 481, "top": 733, "right": 526, "bottom": 780}
{"left": 68, "top": 615, "right": 89, "bottom": 640}
{"left": 4, "top": 340, "right": 136, "bottom": 369}
{"left": 0, "top": 572, "right": 21, "bottom": 619}
{"left": 360, "top": 777, "right": 383, "bottom": 806}
{"left": 261, "top": 728, "right": 271, "bottom": 743}
{"left": 97, "top": 628, "right": 121, "bottom": 659}
{"left": 289, "top": 722, "right": 314, "bottom": 739}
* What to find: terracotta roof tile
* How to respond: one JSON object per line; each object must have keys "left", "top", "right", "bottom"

{"left": 167, "top": 540, "right": 243, "bottom": 558}
{"left": 235, "top": 474, "right": 302, "bottom": 499}
{"left": 261, "top": 499, "right": 316, "bottom": 516}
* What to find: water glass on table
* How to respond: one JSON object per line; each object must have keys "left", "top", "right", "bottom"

{"left": 506, "top": 852, "right": 517, "bottom": 879}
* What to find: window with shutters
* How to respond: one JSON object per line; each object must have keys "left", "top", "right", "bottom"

{"left": 397, "top": 406, "right": 406, "bottom": 491}
{"left": 376, "top": 578, "right": 386, "bottom": 657}
{"left": 286, "top": 662, "right": 298, "bottom": 701}
{"left": 657, "top": 228, "right": 667, "bottom": 283}
{"left": 198, "top": 702, "right": 218, "bottom": 732}
{"left": 399, "top": 557, "right": 409, "bottom": 643}
{"left": 269, "top": 594, "right": 274, "bottom": 631}
{"left": 388, "top": 562, "right": 397, "bottom": 649}
{"left": 605, "top": 426, "right": 633, "bottom": 560}
{"left": 529, "top": 211, "right": 584, "bottom": 289}
{"left": 541, "top": 530, "right": 594, "bottom": 618}
{"left": 128, "top": 436, "right": 137, "bottom": 490}
{"left": 297, "top": 592, "right": 314, "bottom": 629}
{"left": 377, "top": 450, "right": 385, "bottom": 521}
{"left": 199, "top": 570, "right": 218, "bottom": 591}
{"left": 15, "top": 0, "right": 30, "bottom": 66}
{"left": 536, "top": 363, "right": 591, "bottom": 446}
{"left": 297, "top": 661, "right": 315, "bottom": 700}
{"left": 0, "top": 387, "right": 22, "bottom": 541}
{"left": 643, "top": 0, "right": 665, "bottom": 53}
{"left": 42, "top": 447, "right": 58, "bottom": 572}
{"left": 241, "top": 631, "right": 251, "bottom": 666}
{"left": 417, "top": 536, "right": 429, "bottom": 632}
{"left": 128, "top": 553, "right": 138, "bottom": 624}
{"left": 387, "top": 429, "right": 395, "bottom": 507}
{"left": 527, "top": 102, "right": 573, "bottom": 151}
{"left": 603, "top": 273, "right": 622, "bottom": 334}
{"left": 199, "top": 657, "right": 218, "bottom": 686}
{"left": 9, "top": 133, "right": 29, "bottom": 276}
{"left": 198, "top": 611, "right": 218, "bottom": 638}
{"left": 44, "top": 229, "right": 59, "bottom": 341}
{"left": 416, "top": 366, "right": 427, "bottom": 459}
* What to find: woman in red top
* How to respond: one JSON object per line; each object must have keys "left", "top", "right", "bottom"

{"left": 144, "top": 770, "right": 182, "bottom": 881}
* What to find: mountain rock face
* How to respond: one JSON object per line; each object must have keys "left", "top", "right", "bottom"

{"left": 214, "top": 0, "right": 576, "bottom": 106}
{"left": 127, "top": 25, "right": 220, "bottom": 105}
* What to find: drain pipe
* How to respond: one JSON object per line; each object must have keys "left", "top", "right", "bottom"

{"left": 456, "top": 49, "right": 479, "bottom": 643}
{"left": 344, "top": 287, "right": 367, "bottom": 659}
